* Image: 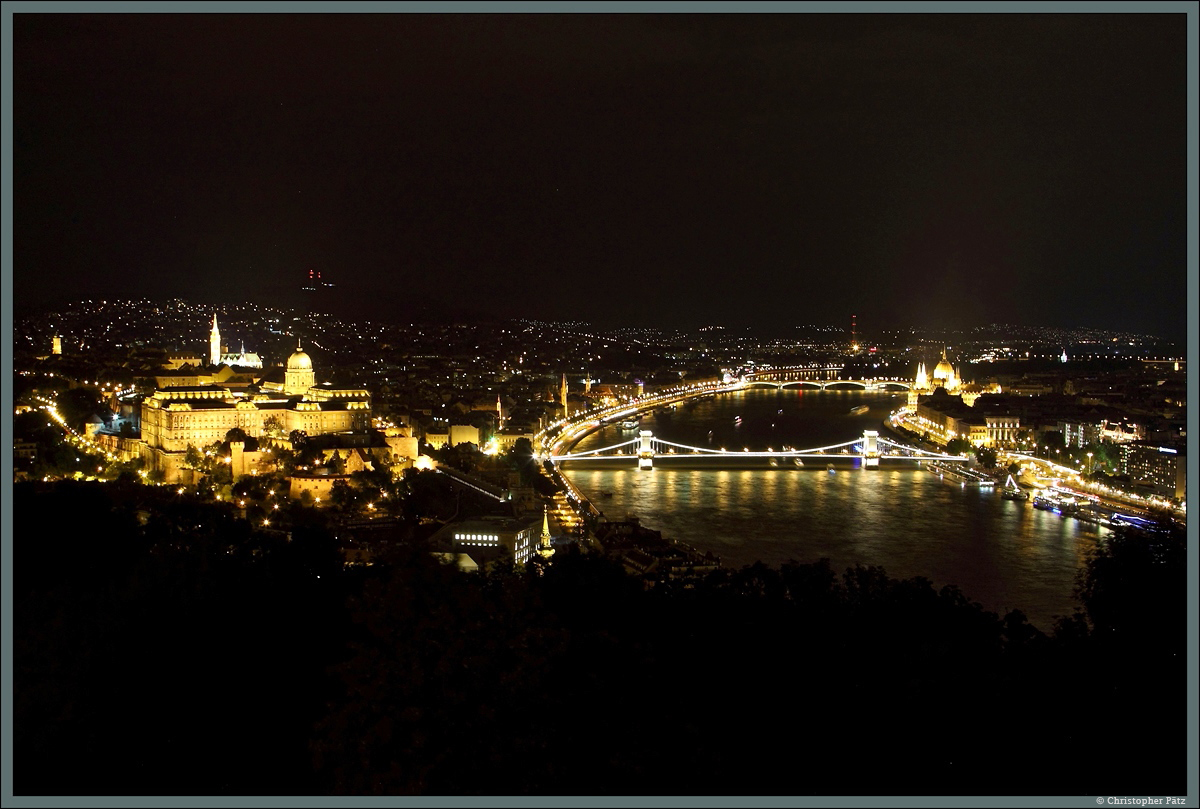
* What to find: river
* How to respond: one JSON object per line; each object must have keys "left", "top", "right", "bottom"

{"left": 565, "top": 388, "right": 1104, "bottom": 629}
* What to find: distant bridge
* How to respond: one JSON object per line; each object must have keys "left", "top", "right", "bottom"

{"left": 551, "top": 429, "right": 969, "bottom": 469}
{"left": 741, "top": 367, "right": 912, "bottom": 391}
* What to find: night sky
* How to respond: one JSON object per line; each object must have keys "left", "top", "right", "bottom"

{"left": 13, "top": 12, "right": 1189, "bottom": 338}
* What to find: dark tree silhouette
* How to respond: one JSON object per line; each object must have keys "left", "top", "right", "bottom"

{"left": 14, "top": 481, "right": 1187, "bottom": 797}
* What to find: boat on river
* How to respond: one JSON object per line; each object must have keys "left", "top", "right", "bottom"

{"left": 619, "top": 418, "right": 641, "bottom": 430}
{"left": 849, "top": 405, "right": 869, "bottom": 415}
{"left": 1001, "top": 474, "right": 1029, "bottom": 501}
{"left": 827, "top": 464, "right": 836, "bottom": 474}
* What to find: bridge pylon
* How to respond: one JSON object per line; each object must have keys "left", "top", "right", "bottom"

{"left": 862, "top": 429, "right": 880, "bottom": 468}
{"left": 639, "top": 430, "right": 654, "bottom": 470}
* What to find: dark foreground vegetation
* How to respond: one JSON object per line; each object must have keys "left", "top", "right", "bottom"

{"left": 14, "top": 481, "right": 1186, "bottom": 796}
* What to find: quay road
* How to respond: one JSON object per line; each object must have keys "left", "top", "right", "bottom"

{"left": 534, "top": 377, "right": 748, "bottom": 541}
{"left": 1004, "top": 452, "right": 1184, "bottom": 523}
{"left": 887, "top": 406, "right": 1185, "bottom": 524}
{"left": 534, "top": 378, "right": 744, "bottom": 459}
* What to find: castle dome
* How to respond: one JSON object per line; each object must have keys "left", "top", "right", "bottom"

{"left": 287, "top": 346, "right": 313, "bottom": 371}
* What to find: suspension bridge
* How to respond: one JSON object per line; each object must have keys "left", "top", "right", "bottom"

{"left": 550, "top": 429, "right": 970, "bottom": 469}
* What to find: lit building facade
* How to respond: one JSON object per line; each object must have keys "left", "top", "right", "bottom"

{"left": 984, "top": 415, "right": 1021, "bottom": 447}
{"left": 1061, "top": 420, "right": 1102, "bottom": 448}
{"left": 218, "top": 343, "right": 264, "bottom": 369}
{"left": 431, "top": 516, "right": 541, "bottom": 567}
{"left": 914, "top": 392, "right": 1020, "bottom": 448}
{"left": 1120, "top": 442, "right": 1186, "bottom": 501}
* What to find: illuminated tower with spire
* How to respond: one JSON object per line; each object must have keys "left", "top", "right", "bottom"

{"left": 209, "top": 313, "right": 221, "bottom": 366}
{"left": 914, "top": 361, "right": 928, "bottom": 391}
{"left": 560, "top": 373, "right": 569, "bottom": 420}
{"left": 850, "top": 314, "right": 859, "bottom": 353}
{"left": 538, "top": 505, "right": 554, "bottom": 559}
{"left": 496, "top": 393, "right": 504, "bottom": 431}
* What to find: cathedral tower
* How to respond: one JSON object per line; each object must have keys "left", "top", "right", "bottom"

{"left": 210, "top": 314, "right": 221, "bottom": 366}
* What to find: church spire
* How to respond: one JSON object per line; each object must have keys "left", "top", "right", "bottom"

{"left": 209, "top": 313, "right": 221, "bottom": 366}
{"left": 538, "top": 505, "right": 554, "bottom": 558}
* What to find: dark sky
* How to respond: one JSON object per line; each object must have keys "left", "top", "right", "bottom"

{"left": 13, "top": 13, "right": 1189, "bottom": 338}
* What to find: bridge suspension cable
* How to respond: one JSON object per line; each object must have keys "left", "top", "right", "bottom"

{"left": 554, "top": 437, "right": 641, "bottom": 459}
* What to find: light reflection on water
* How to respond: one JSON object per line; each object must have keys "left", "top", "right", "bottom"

{"left": 568, "top": 389, "right": 1101, "bottom": 629}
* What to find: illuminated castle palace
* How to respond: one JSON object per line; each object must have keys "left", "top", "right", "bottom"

{"left": 140, "top": 322, "right": 371, "bottom": 482}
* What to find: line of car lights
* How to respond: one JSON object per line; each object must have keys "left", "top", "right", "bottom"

{"left": 535, "top": 379, "right": 739, "bottom": 459}
{"left": 534, "top": 380, "right": 741, "bottom": 527}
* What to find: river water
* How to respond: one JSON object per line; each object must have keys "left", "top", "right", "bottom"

{"left": 566, "top": 389, "right": 1104, "bottom": 629}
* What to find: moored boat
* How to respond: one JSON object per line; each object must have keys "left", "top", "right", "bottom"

{"left": 1000, "top": 473, "right": 1029, "bottom": 500}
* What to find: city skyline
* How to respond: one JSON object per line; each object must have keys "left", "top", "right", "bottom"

{"left": 12, "top": 11, "right": 1189, "bottom": 338}
{"left": 6, "top": 6, "right": 1194, "bottom": 803}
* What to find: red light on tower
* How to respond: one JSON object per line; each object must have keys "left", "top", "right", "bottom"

{"left": 851, "top": 314, "right": 859, "bottom": 352}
